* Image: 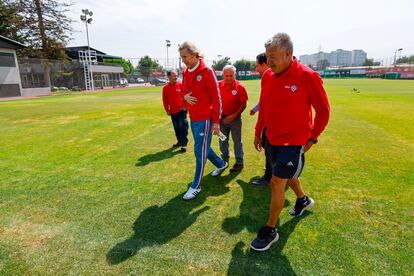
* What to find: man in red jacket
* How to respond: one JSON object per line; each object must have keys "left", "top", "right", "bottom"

{"left": 218, "top": 65, "right": 248, "bottom": 172}
{"left": 251, "top": 33, "right": 330, "bottom": 251}
{"left": 179, "top": 42, "right": 228, "bottom": 200}
{"left": 162, "top": 70, "right": 188, "bottom": 152}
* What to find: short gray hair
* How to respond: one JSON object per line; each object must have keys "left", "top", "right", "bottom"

{"left": 223, "top": 64, "right": 236, "bottom": 74}
{"left": 264, "top": 33, "right": 293, "bottom": 52}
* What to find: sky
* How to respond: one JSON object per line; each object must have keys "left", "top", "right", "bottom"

{"left": 67, "top": 0, "right": 414, "bottom": 66}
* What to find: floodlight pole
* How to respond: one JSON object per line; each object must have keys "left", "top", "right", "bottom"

{"left": 166, "top": 40, "right": 171, "bottom": 70}
{"left": 393, "top": 48, "right": 403, "bottom": 66}
{"left": 80, "top": 9, "right": 94, "bottom": 91}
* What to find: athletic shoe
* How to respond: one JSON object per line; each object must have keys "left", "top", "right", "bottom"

{"left": 250, "top": 225, "right": 279, "bottom": 251}
{"left": 180, "top": 146, "right": 187, "bottom": 153}
{"left": 252, "top": 177, "right": 269, "bottom": 187}
{"left": 183, "top": 187, "right": 201, "bottom": 200}
{"left": 211, "top": 161, "right": 229, "bottom": 176}
{"left": 172, "top": 142, "right": 180, "bottom": 148}
{"left": 230, "top": 164, "right": 244, "bottom": 173}
{"left": 289, "top": 195, "right": 315, "bottom": 217}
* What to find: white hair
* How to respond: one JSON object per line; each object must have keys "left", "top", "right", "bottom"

{"left": 264, "top": 32, "right": 293, "bottom": 52}
{"left": 223, "top": 64, "right": 236, "bottom": 74}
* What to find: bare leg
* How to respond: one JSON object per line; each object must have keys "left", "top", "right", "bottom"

{"left": 287, "top": 178, "right": 305, "bottom": 198}
{"left": 267, "top": 176, "right": 288, "bottom": 228}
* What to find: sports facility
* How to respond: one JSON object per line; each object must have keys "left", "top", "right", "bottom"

{"left": 1, "top": 78, "right": 412, "bottom": 274}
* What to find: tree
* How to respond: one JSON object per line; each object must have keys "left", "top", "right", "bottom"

{"left": 0, "top": 0, "right": 23, "bottom": 41}
{"left": 233, "top": 59, "right": 255, "bottom": 72}
{"left": 104, "top": 58, "right": 134, "bottom": 75}
{"left": 316, "top": 59, "right": 329, "bottom": 70}
{"left": 1, "top": 0, "right": 73, "bottom": 59}
{"left": 1, "top": 0, "right": 74, "bottom": 87}
{"left": 363, "top": 58, "right": 380, "bottom": 66}
{"left": 397, "top": 55, "right": 414, "bottom": 64}
{"left": 137, "top": 56, "right": 163, "bottom": 81}
{"left": 212, "top": 57, "right": 231, "bottom": 71}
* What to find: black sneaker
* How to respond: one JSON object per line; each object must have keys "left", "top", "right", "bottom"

{"left": 230, "top": 164, "right": 243, "bottom": 173}
{"left": 172, "top": 142, "right": 180, "bottom": 148}
{"left": 252, "top": 177, "right": 269, "bottom": 187}
{"left": 250, "top": 225, "right": 279, "bottom": 251}
{"left": 289, "top": 195, "right": 315, "bottom": 217}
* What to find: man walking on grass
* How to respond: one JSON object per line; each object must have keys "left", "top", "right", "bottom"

{"left": 251, "top": 33, "right": 330, "bottom": 251}
{"left": 218, "top": 65, "right": 248, "bottom": 172}
{"left": 162, "top": 70, "right": 188, "bottom": 152}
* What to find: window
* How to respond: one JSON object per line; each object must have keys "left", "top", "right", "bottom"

{"left": 0, "top": 52, "right": 16, "bottom": 67}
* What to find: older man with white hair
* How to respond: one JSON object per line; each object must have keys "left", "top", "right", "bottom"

{"left": 218, "top": 65, "right": 248, "bottom": 172}
{"left": 251, "top": 33, "right": 330, "bottom": 251}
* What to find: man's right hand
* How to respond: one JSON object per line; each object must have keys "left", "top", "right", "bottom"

{"left": 254, "top": 136, "right": 262, "bottom": 152}
{"left": 249, "top": 109, "right": 256, "bottom": 116}
{"left": 184, "top": 92, "right": 197, "bottom": 105}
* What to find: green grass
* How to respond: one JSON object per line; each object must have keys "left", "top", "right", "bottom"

{"left": 0, "top": 78, "right": 413, "bottom": 275}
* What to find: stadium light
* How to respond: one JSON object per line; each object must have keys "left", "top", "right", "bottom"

{"left": 166, "top": 40, "right": 171, "bottom": 69}
{"left": 80, "top": 9, "right": 94, "bottom": 90}
{"left": 393, "top": 48, "right": 403, "bottom": 66}
{"left": 80, "top": 9, "right": 93, "bottom": 55}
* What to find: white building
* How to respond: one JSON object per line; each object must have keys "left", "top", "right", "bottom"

{"left": 299, "top": 49, "right": 367, "bottom": 67}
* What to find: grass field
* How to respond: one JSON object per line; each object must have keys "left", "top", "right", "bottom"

{"left": 0, "top": 78, "right": 413, "bottom": 275}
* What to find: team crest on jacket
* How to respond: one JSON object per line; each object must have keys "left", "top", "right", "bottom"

{"left": 290, "top": 85, "right": 297, "bottom": 92}
{"left": 232, "top": 89, "right": 237, "bottom": 95}
{"left": 196, "top": 75, "right": 202, "bottom": 81}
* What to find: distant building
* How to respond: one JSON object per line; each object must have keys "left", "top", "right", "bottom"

{"left": 300, "top": 49, "right": 367, "bottom": 67}
{"left": 0, "top": 35, "right": 25, "bottom": 98}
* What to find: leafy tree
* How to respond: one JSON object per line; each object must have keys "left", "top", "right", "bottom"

{"left": 212, "top": 57, "right": 231, "bottom": 71}
{"left": 316, "top": 59, "right": 329, "bottom": 70}
{"left": 0, "top": 0, "right": 23, "bottom": 41}
{"left": 397, "top": 55, "right": 414, "bottom": 64}
{"left": 363, "top": 58, "right": 380, "bottom": 66}
{"left": 233, "top": 59, "right": 255, "bottom": 72}
{"left": 137, "top": 56, "right": 163, "bottom": 81}
{"left": 104, "top": 58, "right": 134, "bottom": 74}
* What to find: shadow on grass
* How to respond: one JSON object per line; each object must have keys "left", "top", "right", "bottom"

{"left": 224, "top": 179, "right": 311, "bottom": 275}
{"left": 106, "top": 171, "right": 241, "bottom": 265}
{"left": 135, "top": 147, "right": 182, "bottom": 167}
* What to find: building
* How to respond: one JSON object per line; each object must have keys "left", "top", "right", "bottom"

{"left": 0, "top": 35, "right": 25, "bottom": 97}
{"left": 65, "top": 46, "right": 125, "bottom": 89}
{"left": 300, "top": 49, "right": 367, "bottom": 67}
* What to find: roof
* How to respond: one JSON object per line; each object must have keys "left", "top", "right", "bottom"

{"left": 0, "top": 35, "right": 26, "bottom": 49}
{"left": 65, "top": 46, "right": 123, "bottom": 61}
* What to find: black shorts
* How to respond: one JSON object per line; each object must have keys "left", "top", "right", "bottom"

{"left": 266, "top": 145, "right": 305, "bottom": 179}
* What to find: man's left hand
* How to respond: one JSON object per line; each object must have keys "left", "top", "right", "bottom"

{"left": 212, "top": 123, "right": 220, "bottom": 135}
{"left": 304, "top": 141, "right": 315, "bottom": 152}
{"left": 223, "top": 114, "right": 235, "bottom": 125}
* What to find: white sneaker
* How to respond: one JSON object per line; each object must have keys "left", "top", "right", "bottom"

{"left": 183, "top": 187, "right": 201, "bottom": 200}
{"left": 211, "top": 161, "right": 229, "bottom": 176}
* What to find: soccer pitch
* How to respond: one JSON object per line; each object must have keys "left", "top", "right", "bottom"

{"left": 0, "top": 79, "right": 413, "bottom": 275}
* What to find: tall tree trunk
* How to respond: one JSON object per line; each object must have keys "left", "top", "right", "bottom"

{"left": 34, "top": 0, "right": 51, "bottom": 87}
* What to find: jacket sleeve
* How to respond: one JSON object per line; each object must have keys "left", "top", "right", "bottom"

{"left": 255, "top": 76, "right": 267, "bottom": 136}
{"left": 206, "top": 68, "right": 222, "bottom": 124}
{"left": 308, "top": 72, "right": 330, "bottom": 140}
{"left": 162, "top": 86, "right": 169, "bottom": 113}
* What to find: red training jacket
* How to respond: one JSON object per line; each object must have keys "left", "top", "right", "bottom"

{"left": 162, "top": 81, "right": 185, "bottom": 114}
{"left": 182, "top": 59, "right": 222, "bottom": 123}
{"left": 218, "top": 80, "right": 248, "bottom": 116}
{"left": 255, "top": 57, "right": 330, "bottom": 145}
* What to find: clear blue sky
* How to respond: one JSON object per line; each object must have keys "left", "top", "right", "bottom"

{"left": 68, "top": 0, "right": 414, "bottom": 65}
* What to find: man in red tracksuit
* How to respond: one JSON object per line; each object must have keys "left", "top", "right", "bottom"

{"left": 251, "top": 33, "right": 330, "bottom": 251}
{"left": 179, "top": 42, "right": 228, "bottom": 200}
{"left": 162, "top": 70, "right": 188, "bottom": 152}
{"left": 218, "top": 65, "right": 248, "bottom": 172}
